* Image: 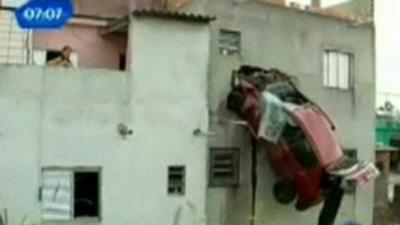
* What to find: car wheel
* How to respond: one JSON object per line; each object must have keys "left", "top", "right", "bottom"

{"left": 273, "top": 180, "right": 297, "bottom": 204}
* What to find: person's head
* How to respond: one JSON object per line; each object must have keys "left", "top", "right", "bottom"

{"left": 61, "top": 45, "right": 73, "bottom": 59}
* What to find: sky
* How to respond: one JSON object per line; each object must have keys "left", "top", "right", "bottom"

{"left": 374, "top": 0, "right": 400, "bottom": 108}
{"left": 375, "top": 0, "right": 400, "bottom": 93}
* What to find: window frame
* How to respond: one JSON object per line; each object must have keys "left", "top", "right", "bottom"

{"left": 208, "top": 147, "right": 240, "bottom": 187}
{"left": 322, "top": 48, "right": 355, "bottom": 90}
{"left": 167, "top": 165, "right": 186, "bottom": 196}
{"left": 218, "top": 29, "right": 241, "bottom": 56}
{"left": 32, "top": 49, "right": 79, "bottom": 67}
{"left": 41, "top": 167, "right": 102, "bottom": 222}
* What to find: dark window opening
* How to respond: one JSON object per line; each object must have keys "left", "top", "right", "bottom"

{"left": 376, "top": 162, "right": 384, "bottom": 172}
{"left": 119, "top": 54, "right": 126, "bottom": 71}
{"left": 342, "top": 149, "right": 358, "bottom": 193}
{"left": 209, "top": 148, "right": 240, "bottom": 187}
{"left": 46, "top": 50, "right": 62, "bottom": 62}
{"left": 168, "top": 166, "right": 185, "bottom": 195}
{"left": 343, "top": 148, "right": 358, "bottom": 159}
{"left": 74, "top": 171, "right": 100, "bottom": 218}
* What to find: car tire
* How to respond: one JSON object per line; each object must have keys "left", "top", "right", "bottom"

{"left": 273, "top": 180, "right": 297, "bottom": 204}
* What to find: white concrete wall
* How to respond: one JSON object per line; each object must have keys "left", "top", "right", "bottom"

{"left": 129, "top": 16, "right": 210, "bottom": 225}
{"left": 0, "top": 66, "right": 43, "bottom": 225}
{"left": 0, "top": 15, "right": 210, "bottom": 225}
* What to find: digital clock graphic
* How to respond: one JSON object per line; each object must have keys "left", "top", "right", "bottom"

{"left": 15, "top": 0, "right": 74, "bottom": 29}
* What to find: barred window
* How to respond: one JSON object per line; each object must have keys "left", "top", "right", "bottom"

{"left": 219, "top": 29, "right": 241, "bottom": 56}
{"left": 209, "top": 148, "right": 240, "bottom": 187}
{"left": 168, "top": 166, "right": 185, "bottom": 195}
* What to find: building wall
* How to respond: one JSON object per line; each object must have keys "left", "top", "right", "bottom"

{"left": 128, "top": 15, "right": 211, "bottom": 223}
{"left": 206, "top": 1, "right": 375, "bottom": 225}
{"left": 0, "top": 66, "right": 43, "bottom": 225}
{"left": 128, "top": 16, "right": 210, "bottom": 225}
{"left": 73, "top": 0, "right": 132, "bottom": 18}
{"left": 32, "top": 24, "right": 127, "bottom": 70}
{"left": 0, "top": 15, "right": 209, "bottom": 225}
{"left": 72, "top": 0, "right": 167, "bottom": 17}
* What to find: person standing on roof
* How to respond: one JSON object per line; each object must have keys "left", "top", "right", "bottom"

{"left": 48, "top": 45, "right": 74, "bottom": 68}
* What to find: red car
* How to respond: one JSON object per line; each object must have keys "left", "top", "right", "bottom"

{"left": 233, "top": 78, "right": 339, "bottom": 210}
{"left": 227, "top": 66, "right": 377, "bottom": 225}
{"left": 268, "top": 105, "right": 344, "bottom": 210}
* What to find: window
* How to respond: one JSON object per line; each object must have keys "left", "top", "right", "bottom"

{"left": 342, "top": 149, "right": 357, "bottom": 193}
{"left": 46, "top": 50, "right": 62, "bottom": 62}
{"left": 323, "top": 50, "right": 353, "bottom": 89}
{"left": 33, "top": 50, "right": 78, "bottom": 67}
{"left": 219, "top": 29, "right": 241, "bottom": 56}
{"left": 343, "top": 148, "right": 357, "bottom": 159}
{"left": 41, "top": 168, "right": 100, "bottom": 220}
{"left": 74, "top": 172, "right": 100, "bottom": 218}
{"left": 209, "top": 148, "right": 240, "bottom": 187}
{"left": 119, "top": 54, "right": 126, "bottom": 71}
{"left": 41, "top": 170, "right": 72, "bottom": 220}
{"left": 167, "top": 166, "right": 185, "bottom": 195}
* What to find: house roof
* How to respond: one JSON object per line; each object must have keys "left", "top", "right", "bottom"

{"left": 132, "top": 9, "right": 216, "bottom": 23}
{"left": 100, "top": 16, "right": 129, "bottom": 35}
{"left": 100, "top": 9, "right": 215, "bottom": 35}
{"left": 100, "top": 0, "right": 373, "bottom": 36}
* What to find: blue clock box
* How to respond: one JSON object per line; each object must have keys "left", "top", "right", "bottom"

{"left": 15, "top": 0, "right": 74, "bottom": 30}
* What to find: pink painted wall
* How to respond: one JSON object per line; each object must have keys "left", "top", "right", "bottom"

{"left": 72, "top": 0, "right": 195, "bottom": 18}
{"left": 73, "top": 0, "right": 165, "bottom": 18}
{"left": 33, "top": 24, "right": 127, "bottom": 70}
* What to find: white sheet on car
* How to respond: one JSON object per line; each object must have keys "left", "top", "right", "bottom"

{"left": 257, "top": 91, "right": 287, "bottom": 143}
